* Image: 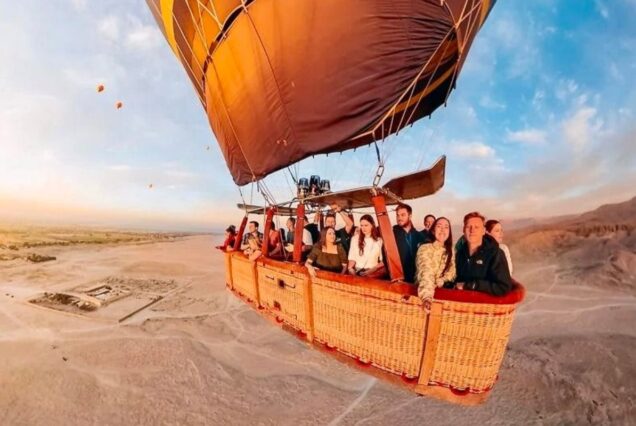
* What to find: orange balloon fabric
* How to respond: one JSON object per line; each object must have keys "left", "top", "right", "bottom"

{"left": 147, "top": 0, "right": 496, "bottom": 185}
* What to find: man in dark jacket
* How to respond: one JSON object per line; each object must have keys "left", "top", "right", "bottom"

{"left": 454, "top": 212, "right": 512, "bottom": 296}
{"left": 393, "top": 203, "right": 428, "bottom": 284}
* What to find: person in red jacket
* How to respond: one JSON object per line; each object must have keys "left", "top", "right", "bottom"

{"left": 216, "top": 225, "right": 236, "bottom": 251}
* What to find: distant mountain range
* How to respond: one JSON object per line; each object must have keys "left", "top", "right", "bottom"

{"left": 508, "top": 196, "right": 636, "bottom": 291}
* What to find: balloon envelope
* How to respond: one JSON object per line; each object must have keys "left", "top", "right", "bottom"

{"left": 147, "top": 0, "right": 495, "bottom": 185}
{"left": 97, "top": 84, "right": 105, "bottom": 93}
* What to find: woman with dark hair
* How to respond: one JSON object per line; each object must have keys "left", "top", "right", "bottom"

{"left": 415, "top": 217, "right": 456, "bottom": 310}
{"left": 305, "top": 226, "right": 347, "bottom": 276}
{"left": 216, "top": 225, "right": 237, "bottom": 250}
{"left": 486, "top": 219, "right": 513, "bottom": 275}
{"left": 347, "top": 214, "right": 384, "bottom": 277}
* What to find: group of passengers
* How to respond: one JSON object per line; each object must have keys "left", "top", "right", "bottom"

{"left": 221, "top": 203, "right": 514, "bottom": 300}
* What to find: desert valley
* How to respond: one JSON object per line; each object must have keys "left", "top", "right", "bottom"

{"left": 1, "top": 197, "right": 635, "bottom": 425}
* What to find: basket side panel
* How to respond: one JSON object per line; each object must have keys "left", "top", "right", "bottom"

{"left": 312, "top": 277, "right": 426, "bottom": 377}
{"left": 428, "top": 301, "right": 517, "bottom": 391}
{"left": 257, "top": 264, "right": 309, "bottom": 333}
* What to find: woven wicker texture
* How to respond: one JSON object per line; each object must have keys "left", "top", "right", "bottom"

{"left": 311, "top": 276, "right": 426, "bottom": 377}
{"left": 230, "top": 254, "right": 259, "bottom": 302}
{"left": 428, "top": 300, "right": 517, "bottom": 391}
{"left": 223, "top": 252, "right": 233, "bottom": 288}
{"left": 257, "top": 263, "right": 310, "bottom": 332}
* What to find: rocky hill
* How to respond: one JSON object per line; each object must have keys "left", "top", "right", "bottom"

{"left": 508, "top": 196, "right": 636, "bottom": 291}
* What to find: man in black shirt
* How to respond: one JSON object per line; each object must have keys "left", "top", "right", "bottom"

{"left": 392, "top": 203, "right": 427, "bottom": 284}
{"left": 454, "top": 212, "right": 512, "bottom": 296}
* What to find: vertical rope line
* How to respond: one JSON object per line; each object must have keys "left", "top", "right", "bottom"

{"left": 401, "top": 0, "right": 483, "bottom": 129}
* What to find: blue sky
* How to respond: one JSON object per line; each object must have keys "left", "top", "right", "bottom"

{"left": 1, "top": 0, "right": 635, "bottom": 231}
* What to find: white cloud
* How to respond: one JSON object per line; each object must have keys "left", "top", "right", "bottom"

{"left": 507, "top": 128, "right": 547, "bottom": 145}
{"left": 451, "top": 141, "right": 496, "bottom": 158}
{"left": 125, "top": 25, "right": 162, "bottom": 51}
{"left": 595, "top": 0, "right": 610, "bottom": 19}
{"left": 107, "top": 165, "right": 132, "bottom": 172}
{"left": 98, "top": 16, "right": 120, "bottom": 42}
{"left": 562, "top": 107, "right": 602, "bottom": 150}
{"left": 479, "top": 95, "right": 506, "bottom": 110}
{"left": 555, "top": 79, "right": 579, "bottom": 102}
{"left": 69, "top": 0, "right": 87, "bottom": 11}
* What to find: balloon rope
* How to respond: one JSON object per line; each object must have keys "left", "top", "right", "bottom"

{"left": 195, "top": 0, "right": 223, "bottom": 30}
{"left": 401, "top": 0, "right": 483, "bottom": 129}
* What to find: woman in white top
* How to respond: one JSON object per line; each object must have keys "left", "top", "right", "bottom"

{"left": 486, "top": 219, "right": 513, "bottom": 275}
{"left": 347, "top": 214, "right": 384, "bottom": 276}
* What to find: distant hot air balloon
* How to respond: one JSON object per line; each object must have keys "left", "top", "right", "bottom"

{"left": 115, "top": 101, "right": 123, "bottom": 109}
{"left": 205, "top": 145, "right": 210, "bottom": 151}
{"left": 148, "top": 183, "right": 153, "bottom": 189}
{"left": 146, "top": 0, "right": 496, "bottom": 185}
{"left": 96, "top": 84, "right": 105, "bottom": 93}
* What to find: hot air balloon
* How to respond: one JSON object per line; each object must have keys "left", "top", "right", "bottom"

{"left": 96, "top": 84, "right": 105, "bottom": 93}
{"left": 115, "top": 101, "right": 123, "bottom": 109}
{"left": 148, "top": 183, "right": 153, "bottom": 189}
{"left": 147, "top": 0, "right": 525, "bottom": 405}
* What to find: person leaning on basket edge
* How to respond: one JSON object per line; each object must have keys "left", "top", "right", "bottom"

{"left": 453, "top": 212, "right": 512, "bottom": 296}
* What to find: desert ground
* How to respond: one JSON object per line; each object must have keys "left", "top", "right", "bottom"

{"left": 1, "top": 216, "right": 635, "bottom": 425}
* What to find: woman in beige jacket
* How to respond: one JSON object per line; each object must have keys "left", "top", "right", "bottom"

{"left": 415, "top": 217, "right": 456, "bottom": 311}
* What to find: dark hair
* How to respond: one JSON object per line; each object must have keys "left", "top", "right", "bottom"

{"left": 396, "top": 203, "right": 412, "bottom": 215}
{"left": 485, "top": 219, "right": 500, "bottom": 233}
{"left": 325, "top": 213, "right": 336, "bottom": 221}
{"left": 431, "top": 217, "right": 453, "bottom": 276}
{"left": 249, "top": 220, "right": 259, "bottom": 228}
{"left": 226, "top": 225, "right": 236, "bottom": 234}
{"left": 463, "top": 211, "right": 485, "bottom": 226}
{"left": 270, "top": 222, "right": 276, "bottom": 231}
{"left": 319, "top": 226, "right": 336, "bottom": 248}
{"left": 424, "top": 214, "right": 436, "bottom": 222}
{"left": 358, "top": 214, "right": 379, "bottom": 255}
{"left": 287, "top": 217, "right": 296, "bottom": 227}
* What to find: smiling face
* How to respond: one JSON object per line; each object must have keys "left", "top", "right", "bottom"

{"left": 433, "top": 218, "right": 450, "bottom": 244}
{"left": 488, "top": 223, "right": 504, "bottom": 244}
{"left": 464, "top": 217, "right": 486, "bottom": 246}
{"left": 325, "top": 216, "right": 336, "bottom": 228}
{"left": 248, "top": 222, "right": 257, "bottom": 234}
{"left": 396, "top": 207, "right": 411, "bottom": 228}
{"left": 359, "top": 219, "right": 373, "bottom": 236}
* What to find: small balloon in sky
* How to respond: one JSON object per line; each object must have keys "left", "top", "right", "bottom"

{"left": 96, "top": 84, "right": 105, "bottom": 93}
{"left": 206, "top": 145, "right": 210, "bottom": 151}
{"left": 148, "top": 183, "right": 153, "bottom": 189}
{"left": 115, "top": 101, "right": 123, "bottom": 109}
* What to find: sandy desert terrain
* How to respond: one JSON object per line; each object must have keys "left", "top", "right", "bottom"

{"left": 1, "top": 203, "right": 635, "bottom": 425}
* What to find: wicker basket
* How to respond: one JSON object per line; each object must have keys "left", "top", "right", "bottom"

{"left": 224, "top": 252, "right": 525, "bottom": 404}
{"left": 256, "top": 259, "right": 313, "bottom": 338}
{"left": 311, "top": 273, "right": 426, "bottom": 378}
{"left": 223, "top": 251, "right": 233, "bottom": 289}
{"left": 229, "top": 252, "right": 259, "bottom": 305}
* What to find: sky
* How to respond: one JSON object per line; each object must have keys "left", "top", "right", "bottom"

{"left": 1, "top": 0, "right": 635, "bottom": 232}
